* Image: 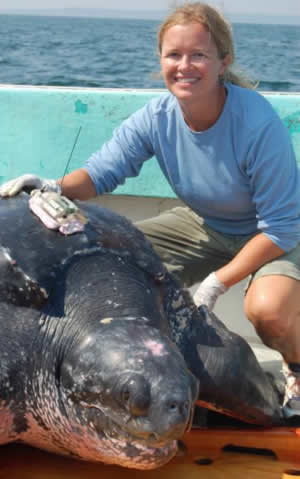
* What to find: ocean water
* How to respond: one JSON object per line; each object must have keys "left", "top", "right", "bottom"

{"left": 0, "top": 14, "right": 299, "bottom": 92}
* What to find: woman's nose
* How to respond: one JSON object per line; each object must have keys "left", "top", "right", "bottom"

{"left": 178, "top": 55, "right": 192, "bottom": 70}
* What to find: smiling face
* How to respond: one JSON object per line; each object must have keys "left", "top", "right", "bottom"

{"left": 160, "top": 22, "right": 230, "bottom": 108}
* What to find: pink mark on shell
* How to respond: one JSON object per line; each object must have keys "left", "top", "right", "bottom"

{"left": 144, "top": 340, "right": 165, "bottom": 356}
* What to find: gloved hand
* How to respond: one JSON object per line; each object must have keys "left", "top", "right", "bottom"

{"left": 193, "top": 272, "right": 228, "bottom": 312}
{"left": 0, "top": 174, "right": 61, "bottom": 197}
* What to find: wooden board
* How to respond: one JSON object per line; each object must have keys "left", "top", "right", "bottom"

{"left": 1, "top": 428, "right": 300, "bottom": 479}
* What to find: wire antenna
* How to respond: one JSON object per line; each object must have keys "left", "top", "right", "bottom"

{"left": 60, "top": 126, "right": 82, "bottom": 188}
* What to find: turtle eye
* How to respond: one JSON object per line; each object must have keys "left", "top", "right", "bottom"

{"left": 122, "top": 388, "right": 130, "bottom": 404}
{"left": 119, "top": 374, "right": 151, "bottom": 417}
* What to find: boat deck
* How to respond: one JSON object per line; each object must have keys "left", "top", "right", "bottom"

{"left": 2, "top": 426, "right": 300, "bottom": 479}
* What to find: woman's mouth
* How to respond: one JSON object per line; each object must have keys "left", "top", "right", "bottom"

{"left": 176, "top": 77, "right": 198, "bottom": 84}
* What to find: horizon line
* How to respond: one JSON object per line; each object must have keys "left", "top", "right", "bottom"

{"left": 0, "top": 7, "right": 299, "bottom": 25}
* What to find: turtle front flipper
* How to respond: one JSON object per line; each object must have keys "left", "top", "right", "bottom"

{"left": 192, "top": 306, "right": 283, "bottom": 425}
{"left": 163, "top": 276, "right": 283, "bottom": 426}
{"left": 0, "top": 247, "right": 48, "bottom": 308}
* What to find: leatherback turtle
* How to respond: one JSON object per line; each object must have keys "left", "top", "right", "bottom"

{"left": 0, "top": 193, "right": 282, "bottom": 470}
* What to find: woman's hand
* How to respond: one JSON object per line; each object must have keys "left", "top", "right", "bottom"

{"left": 0, "top": 174, "right": 61, "bottom": 197}
{"left": 193, "top": 272, "right": 228, "bottom": 311}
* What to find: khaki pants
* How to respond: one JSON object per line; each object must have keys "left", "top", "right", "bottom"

{"left": 137, "top": 206, "right": 300, "bottom": 289}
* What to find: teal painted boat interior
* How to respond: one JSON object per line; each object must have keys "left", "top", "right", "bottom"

{"left": 1, "top": 85, "right": 299, "bottom": 198}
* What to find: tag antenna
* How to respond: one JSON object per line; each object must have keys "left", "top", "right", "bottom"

{"left": 61, "top": 126, "right": 82, "bottom": 188}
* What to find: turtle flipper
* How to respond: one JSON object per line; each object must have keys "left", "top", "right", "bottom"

{"left": 0, "top": 247, "right": 48, "bottom": 308}
{"left": 162, "top": 274, "right": 283, "bottom": 426}
{"left": 192, "top": 305, "right": 283, "bottom": 425}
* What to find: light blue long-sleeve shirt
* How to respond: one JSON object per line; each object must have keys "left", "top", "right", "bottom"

{"left": 85, "top": 83, "right": 300, "bottom": 252}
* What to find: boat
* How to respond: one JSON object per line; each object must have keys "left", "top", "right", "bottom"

{"left": 0, "top": 83, "right": 300, "bottom": 478}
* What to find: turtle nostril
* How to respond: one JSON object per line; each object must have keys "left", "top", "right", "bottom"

{"left": 166, "top": 399, "right": 190, "bottom": 416}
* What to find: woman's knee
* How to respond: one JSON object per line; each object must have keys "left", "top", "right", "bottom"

{"left": 244, "top": 278, "right": 292, "bottom": 343}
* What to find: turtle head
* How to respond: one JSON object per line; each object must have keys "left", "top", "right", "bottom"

{"left": 58, "top": 317, "right": 198, "bottom": 469}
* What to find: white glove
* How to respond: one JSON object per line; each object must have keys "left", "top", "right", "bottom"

{"left": 193, "top": 272, "right": 228, "bottom": 311}
{"left": 0, "top": 174, "right": 61, "bottom": 197}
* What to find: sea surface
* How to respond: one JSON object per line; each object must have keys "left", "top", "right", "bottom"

{"left": 0, "top": 14, "right": 299, "bottom": 92}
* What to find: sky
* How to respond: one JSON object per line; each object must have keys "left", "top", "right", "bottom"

{"left": 0, "top": 0, "right": 300, "bottom": 23}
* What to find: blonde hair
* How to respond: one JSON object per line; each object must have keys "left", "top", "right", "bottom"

{"left": 158, "top": 2, "right": 256, "bottom": 89}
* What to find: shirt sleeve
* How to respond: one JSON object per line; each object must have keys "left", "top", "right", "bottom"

{"left": 84, "top": 103, "right": 155, "bottom": 194}
{"left": 246, "top": 116, "right": 300, "bottom": 251}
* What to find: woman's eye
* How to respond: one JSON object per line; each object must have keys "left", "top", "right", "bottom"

{"left": 164, "top": 52, "right": 206, "bottom": 60}
{"left": 193, "top": 52, "right": 205, "bottom": 58}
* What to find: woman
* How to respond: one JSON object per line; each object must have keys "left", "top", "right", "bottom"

{"left": 1, "top": 3, "right": 300, "bottom": 418}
